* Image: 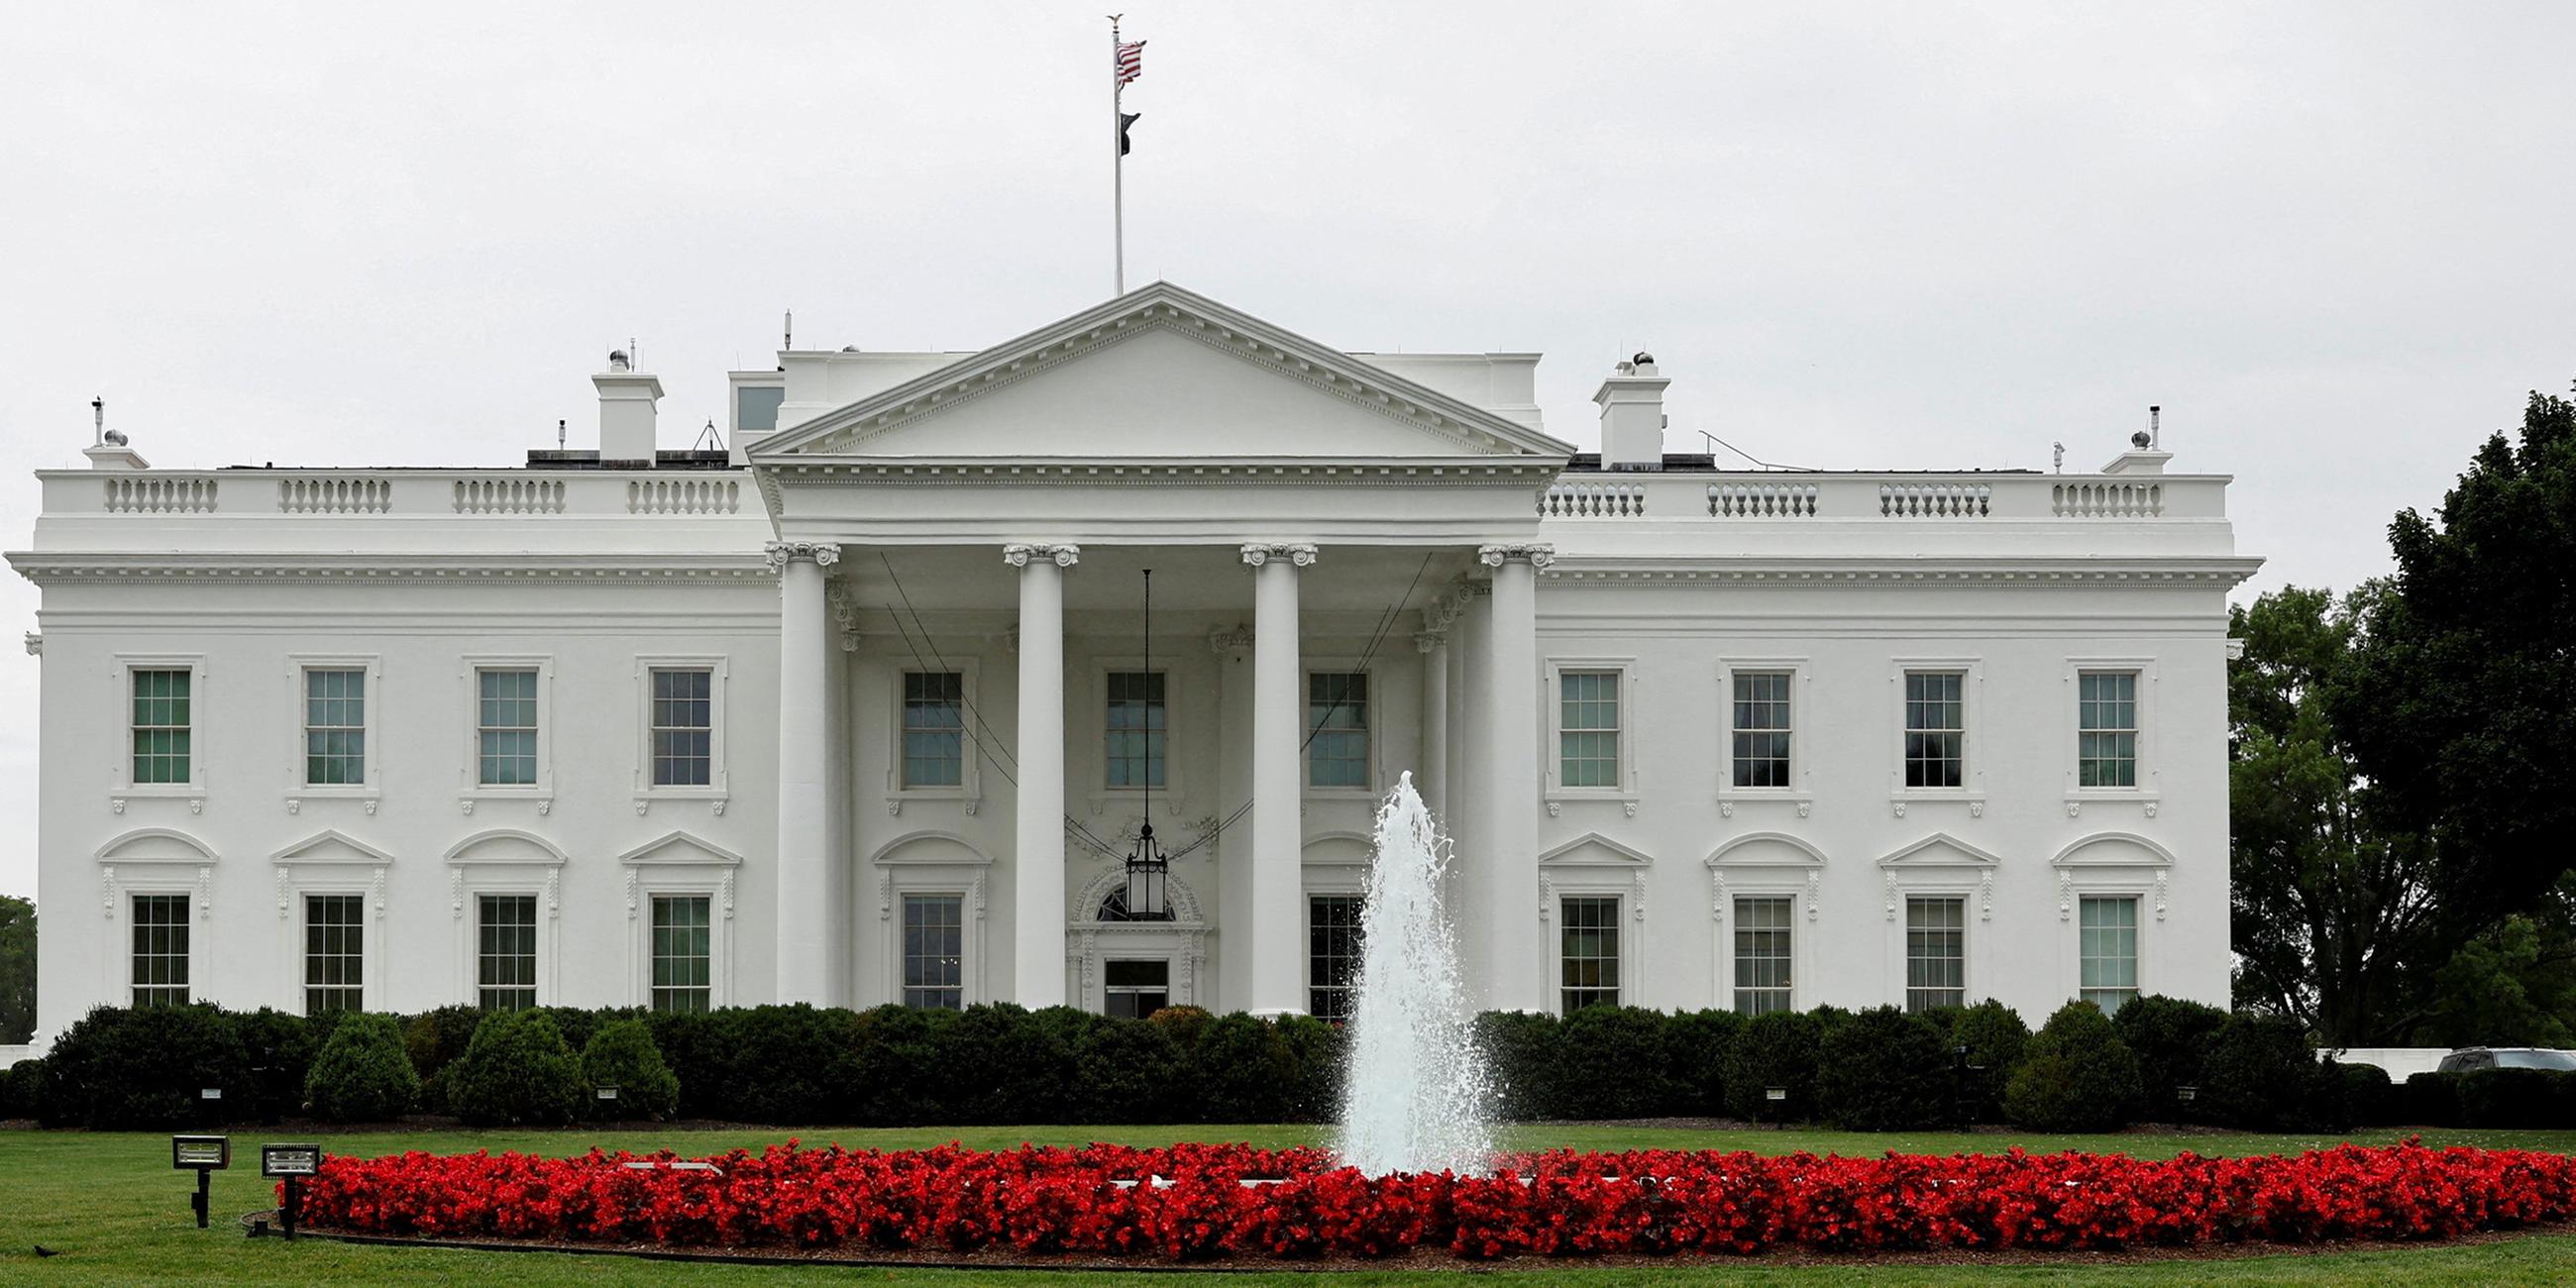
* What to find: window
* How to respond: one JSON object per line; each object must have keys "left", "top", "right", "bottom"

{"left": 1309, "top": 895, "right": 1363, "bottom": 1020}
{"left": 651, "top": 895, "right": 712, "bottom": 1013}
{"left": 303, "top": 668, "right": 366, "bottom": 786}
{"left": 650, "top": 667, "right": 713, "bottom": 787}
{"left": 131, "top": 668, "right": 192, "bottom": 785}
{"left": 1558, "top": 671, "right": 1621, "bottom": 789}
{"left": 131, "top": 894, "right": 190, "bottom": 1006}
{"left": 477, "top": 894, "right": 538, "bottom": 1012}
{"left": 1307, "top": 673, "right": 1370, "bottom": 789}
{"left": 901, "top": 893, "right": 965, "bottom": 1010}
{"left": 1732, "top": 671, "right": 1793, "bottom": 788}
{"left": 1903, "top": 671, "right": 1965, "bottom": 789}
{"left": 478, "top": 668, "right": 539, "bottom": 786}
{"left": 1104, "top": 671, "right": 1165, "bottom": 789}
{"left": 1558, "top": 895, "right": 1621, "bottom": 1011}
{"left": 1104, "top": 959, "right": 1169, "bottom": 1019}
{"left": 2078, "top": 672, "right": 2139, "bottom": 788}
{"left": 1733, "top": 896, "right": 1793, "bottom": 1016}
{"left": 304, "top": 894, "right": 365, "bottom": 1015}
{"left": 1906, "top": 897, "right": 1966, "bottom": 1012}
{"left": 2079, "top": 896, "right": 2139, "bottom": 1015}
{"left": 902, "top": 672, "right": 965, "bottom": 789}
{"left": 735, "top": 384, "right": 785, "bottom": 434}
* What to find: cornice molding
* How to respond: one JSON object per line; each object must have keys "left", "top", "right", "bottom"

{"left": 754, "top": 460, "right": 1561, "bottom": 488}
{"left": 1540, "top": 557, "right": 2265, "bottom": 590}
{"left": 8, "top": 553, "right": 775, "bottom": 586}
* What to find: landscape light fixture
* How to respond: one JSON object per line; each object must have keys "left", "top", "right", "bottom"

{"left": 261, "top": 1143, "right": 323, "bottom": 1240}
{"left": 171, "top": 1134, "right": 230, "bottom": 1229}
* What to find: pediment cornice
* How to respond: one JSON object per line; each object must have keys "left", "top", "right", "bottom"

{"left": 752, "top": 283, "right": 1574, "bottom": 463}
{"left": 1541, "top": 556, "right": 2266, "bottom": 590}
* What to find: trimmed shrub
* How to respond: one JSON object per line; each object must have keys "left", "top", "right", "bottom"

{"left": 847, "top": 1005, "right": 955, "bottom": 1127}
{"left": 703, "top": 1005, "right": 867, "bottom": 1125}
{"left": 1556, "top": 1007, "right": 1679, "bottom": 1120}
{"left": 446, "top": 1010, "right": 585, "bottom": 1127}
{"left": 234, "top": 1008, "right": 321, "bottom": 1125}
{"left": 403, "top": 1005, "right": 486, "bottom": 1114}
{"left": 1189, "top": 1013, "right": 1294, "bottom": 1123}
{"left": 1815, "top": 1006, "right": 1955, "bottom": 1130}
{"left": 1664, "top": 1009, "right": 1746, "bottom": 1117}
{"left": 0, "top": 1059, "right": 26, "bottom": 1119}
{"left": 928, "top": 1004, "right": 1081, "bottom": 1125}
{"left": 1270, "top": 1014, "right": 1343, "bottom": 1123}
{"left": 1474, "top": 1011, "right": 1562, "bottom": 1121}
{"left": 2339, "top": 1061, "right": 2401, "bottom": 1127}
{"left": 2111, "top": 995, "right": 2228, "bottom": 1124}
{"left": 1723, "top": 1010, "right": 1822, "bottom": 1123}
{"left": 305, "top": 1013, "right": 419, "bottom": 1123}
{"left": 1073, "top": 1014, "right": 1184, "bottom": 1126}
{"left": 2002, "top": 1001, "right": 2141, "bottom": 1132}
{"left": 2199, "top": 1013, "right": 2327, "bottom": 1130}
{"left": 2460, "top": 1068, "right": 2576, "bottom": 1129}
{"left": 1948, "top": 1001, "right": 2031, "bottom": 1125}
{"left": 40, "top": 1004, "right": 254, "bottom": 1129}
{"left": 2406, "top": 1070, "right": 2465, "bottom": 1127}
{"left": 581, "top": 1019, "right": 680, "bottom": 1122}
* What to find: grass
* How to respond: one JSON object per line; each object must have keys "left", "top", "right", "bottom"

{"left": 2, "top": 1123, "right": 2575, "bottom": 1284}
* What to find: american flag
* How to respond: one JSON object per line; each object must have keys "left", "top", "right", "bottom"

{"left": 1116, "top": 39, "right": 1145, "bottom": 86}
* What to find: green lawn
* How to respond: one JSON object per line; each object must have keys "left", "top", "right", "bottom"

{"left": 3, "top": 1123, "right": 2574, "bottom": 1285}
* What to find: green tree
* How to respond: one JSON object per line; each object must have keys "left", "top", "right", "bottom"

{"left": 2228, "top": 585, "right": 2441, "bottom": 1043}
{"left": 2417, "top": 891, "right": 2576, "bottom": 1049}
{"left": 0, "top": 895, "right": 32, "bottom": 1044}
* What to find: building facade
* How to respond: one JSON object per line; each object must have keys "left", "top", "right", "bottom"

{"left": 11, "top": 283, "right": 2259, "bottom": 1039}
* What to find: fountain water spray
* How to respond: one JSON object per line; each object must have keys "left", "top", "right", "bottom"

{"left": 1335, "top": 772, "right": 1496, "bottom": 1176}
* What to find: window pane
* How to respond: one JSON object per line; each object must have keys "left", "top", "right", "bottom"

{"left": 1103, "top": 958, "right": 1169, "bottom": 1019}
{"left": 901, "top": 894, "right": 965, "bottom": 1010}
{"left": 1558, "top": 896, "right": 1621, "bottom": 1012}
{"left": 478, "top": 669, "right": 539, "bottom": 786}
{"left": 1309, "top": 894, "right": 1363, "bottom": 1020}
{"left": 1731, "top": 671, "right": 1793, "bottom": 788}
{"left": 2077, "top": 672, "right": 2139, "bottom": 788}
{"left": 1558, "top": 672, "right": 1622, "bottom": 789}
{"left": 131, "top": 894, "right": 191, "bottom": 1006}
{"left": 1904, "top": 896, "right": 1967, "bottom": 1012}
{"left": 902, "top": 671, "right": 965, "bottom": 788}
{"left": 304, "top": 894, "right": 365, "bottom": 1016}
{"left": 131, "top": 669, "right": 192, "bottom": 784}
{"left": 1733, "top": 896, "right": 1793, "bottom": 1015}
{"left": 651, "top": 895, "right": 713, "bottom": 1013}
{"left": 303, "top": 668, "right": 367, "bottom": 785}
{"left": 477, "top": 894, "right": 539, "bottom": 1011}
{"left": 1903, "top": 671, "right": 1965, "bottom": 789}
{"left": 1306, "top": 673, "right": 1370, "bottom": 788}
{"left": 2078, "top": 896, "right": 2140, "bottom": 1015}
{"left": 650, "top": 668, "right": 714, "bottom": 787}
{"left": 1105, "top": 672, "right": 1166, "bottom": 789}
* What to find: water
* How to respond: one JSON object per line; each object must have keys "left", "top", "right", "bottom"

{"left": 1334, "top": 772, "right": 1497, "bottom": 1177}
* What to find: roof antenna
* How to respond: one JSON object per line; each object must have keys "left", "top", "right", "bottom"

{"left": 628, "top": 337, "right": 639, "bottom": 372}
{"left": 558, "top": 418, "right": 567, "bottom": 451}
{"left": 2149, "top": 404, "right": 2161, "bottom": 450}
{"left": 694, "top": 417, "right": 725, "bottom": 453}
{"left": 784, "top": 309, "right": 794, "bottom": 351}
{"left": 2052, "top": 441, "right": 2065, "bottom": 474}
{"left": 91, "top": 396, "right": 105, "bottom": 448}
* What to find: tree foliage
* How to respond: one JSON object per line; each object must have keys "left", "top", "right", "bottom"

{"left": 0, "top": 895, "right": 33, "bottom": 1044}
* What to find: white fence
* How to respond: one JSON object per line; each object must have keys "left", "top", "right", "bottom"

{"left": 2328, "top": 1047, "right": 2451, "bottom": 1080}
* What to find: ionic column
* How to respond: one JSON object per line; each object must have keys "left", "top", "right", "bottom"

{"left": 1243, "top": 542, "right": 1316, "bottom": 1016}
{"left": 1478, "top": 543, "right": 1552, "bottom": 1013}
{"left": 1006, "top": 542, "right": 1078, "bottom": 1007}
{"left": 767, "top": 540, "right": 840, "bottom": 1005}
{"left": 1415, "top": 628, "right": 1450, "bottom": 823}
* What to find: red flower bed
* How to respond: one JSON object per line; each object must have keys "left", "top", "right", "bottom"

{"left": 294, "top": 1140, "right": 2576, "bottom": 1262}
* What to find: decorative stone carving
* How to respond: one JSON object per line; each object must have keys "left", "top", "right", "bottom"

{"left": 275, "top": 867, "right": 290, "bottom": 919}
{"left": 371, "top": 866, "right": 387, "bottom": 921}
{"left": 2144, "top": 801, "right": 2159, "bottom": 819}
{"left": 110, "top": 798, "right": 126, "bottom": 815}
{"left": 711, "top": 799, "right": 727, "bottom": 816}
{"left": 285, "top": 799, "right": 301, "bottom": 816}
{"left": 2155, "top": 870, "right": 2170, "bottom": 921}
{"left": 461, "top": 800, "right": 475, "bottom": 816}
{"left": 101, "top": 865, "right": 115, "bottom": 917}
{"left": 1476, "top": 543, "right": 1556, "bottom": 572}
{"left": 1710, "top": 869, "right": 1727, "bottom": 919}
{"left": 451, "top": 869, "right": 465, "bottom": 919}
{"left": 763, "top": 540, "right": 843, "bottom": 570}
{"left": 1796, "top": 802, "right": 1812, "bottom": 818}
{"left": 2067, "top": 801, "right": 2082, "bottom": 818}
{"left": 624, "top": 870, "right": 639, "bottom": 920}
{"left": 1632, "top": 871, "right": 1649, "bottom": 921}
{"left": 1969, "top": 801, "right": 1985, "bottom": 818}
{"left": 1546, "top": 802, "right": 1561, "bottom": 818}
{"left": 365, "top": 800, "right": 379, "bottom": 816}
{"left": 2058, "top": 871, "right": 2074, "bottom": 920}
{"left": 637, "top": 800, "right": 652, "bottom": 816}
{"left": 971, "top": 873, "right": 988, "bottom": 920}
{"left": 1805, "top": 870, "right": 1821, "bottom": 920}
{"left": 1237, "top": 543, "right": 1318, "bottom": 568}
{"left": 23, "top": 631, "right": 40, "bottom": 656}
{"left": 1002, "top": 542, "right": 1080, "bottom": 569}
{"left": 1719, "top": 802, "right": 1734, "bottom": 819}
{"left": 1980, "top": 870, "right": 1994, "bottom": 921}
{"left": 1538, "top": 874, "right": 1556, "bottom": 918}
{"left": 536, "top": 801, "right": 552, "bottom": 816}
{"left": 1891, "top": 802, "right": 1906, "bottom": 819}
{"left": 189, "top": 799, "right": 202, "bottom": 815}
{"left": 197, "top": 866, "right": 212, "bottom": 918}
{"left": 1208, "top": 624, "right": 1255, "bottom": 657}
{"left": 1413, "top": 629, "right": 1446, "bottom": 653}
{"left": 718, "top": 870, "right": 734, "bottom": 919}
{"left": 547, "top": 868, "right": 562, "bottom": 918}
{"left": 878, "top": 871, "right": 894, "bottom": 920}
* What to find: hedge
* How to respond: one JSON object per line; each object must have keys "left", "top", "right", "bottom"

{"left": 447, "top": 1011, "right": 586, "bottom": 1127}
{"left": 1813, "top": 1006, "right": 1954, "bottom": 1130}
{"left": 581, "top": 1019, "right": 680, "bottom": 1121}
{"left": 2112, "top": 994, "right": 2227, "bottom": 1123}
{"left": 304, "top": 1012, "right": 420, "bottom": 1122}
{"left": 2003, "top": 1001, "right": 2142, "bottom": 1132}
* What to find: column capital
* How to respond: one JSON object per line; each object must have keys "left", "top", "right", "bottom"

{"left": 1424, "top": 584, "right": 1475, "bottom": 633}
{"left": 764, "top": 540, "right": 842, "bottom": 571}
{"left": 1208, "top": 623, "right": 1256, "bottom": 657}
{"left": 1414, "top": 629, "right": 1449, "bottom": 653}
{"left": 1477, "top": 542, "right": 1556, "bottom": 573}
{"left": 1239, "top": 542, "right": 1318, "bottom": 569}
{"left": 1003, "top": 542, "right": 1081, "bottom": 569}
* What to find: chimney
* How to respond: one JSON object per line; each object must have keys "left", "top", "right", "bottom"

{"left": 592, "top": 349, "right": 664, "bottom": 465}
{"left": 1592, "top": 352, "right": 1670, "bottom": 471}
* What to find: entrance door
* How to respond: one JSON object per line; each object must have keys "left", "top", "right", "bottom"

{"left": 1103, "top": 959, "right": 1170, "bottom": 1018}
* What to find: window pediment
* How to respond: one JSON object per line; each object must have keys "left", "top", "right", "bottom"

{"left": 96, "top": 827, "right": 217, "bottom": 865}
{"left": 618, "top": 830, "right": 745, "bottom": 868}
{"left": 271, "top": 828, "right": 397, "bottom": 866}
{"left": 869, "top": 830, "right": 996, "bottom": 867}
{"left": 1877, "top": 832, "right": 2003, "bottom": 869}
{"left": 2051, "top": 832, "right": 2176, "bottom": 869}
{"left": 1706, "top": 832, "right": 1826, "bottom": 869}
{"left": 444, "top": 828, "right": 569, "bottom": 867}
{"left": 1538, "top": 831, "right": 1654, "bottom": 867}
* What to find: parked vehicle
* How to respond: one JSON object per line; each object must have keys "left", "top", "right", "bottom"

{"left": 2435, "top": 1047, "right": 2576, "bottom": 1073}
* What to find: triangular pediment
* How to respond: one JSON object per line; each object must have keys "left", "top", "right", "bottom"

{"left": 1539, "top": 832, "right": 1655, "bottom": 866}
{"left": 272, "top": 828, "right": 397, "bottom": 866}
{"left": 619, "top": 830, "right": 744, "bottom": 867}
{"left": 1877, "top": 832, "right": 2003, "bottom": 869}
{"left": 753, "top": 282, "right": 1574, "bottom": 462}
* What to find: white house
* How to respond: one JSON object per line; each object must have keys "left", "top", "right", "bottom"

{"left": 9, "top": 282, "right": 2258, "bottom": 1040}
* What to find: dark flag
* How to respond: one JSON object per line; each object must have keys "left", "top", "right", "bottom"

{"left": 1120, "top": 112, "right": 1140, "bottom": 156}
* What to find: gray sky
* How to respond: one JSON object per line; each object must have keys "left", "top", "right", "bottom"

{"left": 4, "top": 2, "right": 2573, "bottom": 901}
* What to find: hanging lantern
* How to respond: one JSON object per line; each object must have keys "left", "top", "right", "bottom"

{"left": 1122, "top": 568, "right": 1172, "bottom": 920}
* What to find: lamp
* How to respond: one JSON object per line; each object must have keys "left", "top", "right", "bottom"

{"left": 1123, "top": 569, "right": 1171, "bottom": 920}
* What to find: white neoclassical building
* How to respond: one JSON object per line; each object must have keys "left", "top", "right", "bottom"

{"left": 10, "top": 283, "right": 2259, "bottom": 1040}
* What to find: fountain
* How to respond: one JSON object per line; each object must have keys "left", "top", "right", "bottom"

{"left": 1334, "top": 771, "right": 1497, "bottom": 1176}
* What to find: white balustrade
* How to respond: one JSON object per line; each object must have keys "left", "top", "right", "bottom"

{"left": 102, "top": 476, "right": 216, "bottom": 513}
{"left": 1707, "top": 483, "right": 1818, "bottom": 517}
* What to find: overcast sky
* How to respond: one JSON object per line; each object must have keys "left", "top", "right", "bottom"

{"left": 3, "top": 2, "right": 2572, "bottom": 901}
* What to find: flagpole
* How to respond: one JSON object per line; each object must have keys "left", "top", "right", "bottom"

{"left": 1110, "top": 14, "right": 1126, "bottom": 296}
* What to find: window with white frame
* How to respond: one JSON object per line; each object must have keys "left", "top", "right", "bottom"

{"left": 1903, "top": 671, "right": 1966, "bottom": 789}
{"left": 1732, "top": 671, "right": 1793, "bottom": 788}
{"left": 1905, "top": 896, "right": 1966, "bottom": 1012}
{"left": 1307, "top": 672, "right": 1370, "bottom": 789}
{"left": 2079, "top": 896, "right": 2140, "bottom": 1015}
{"left": 1557, "top": 671, "right": 1622, "bottom": 789}
{"left": 131, "top": 894, "right": 190, "bottom": 1006}
{"left": 303, "top": 667, "right": 366, "bottom": 786}
{"left": 1558, "top": 895, "right": 1621, "bottom": 1011}
{"left": 477, "top": 668, "right": 540, "bottom": 787}
{"left": 131, "top": 668, "right": 193, "bottom": 785}
{"left": 1104, "top": 959, "right": 1170, "bottom": 1019}
{"left": 1104, "top": 671, "right": 1166, "bottom": 789}
{"left": 1733, "top": 896, "right": 1793, "bottom": 1015}
{"left": 902, "top": 672, "right": 965, "bottom": 789}
{"left": 304, "top": 894, "right": 365, "bottom": 1015}
{"left": 1309, "top": 894, "right": 1363, "bottom": 1020}
{"left": 477, "top": 894, "right": 538, "bottom": 1012}
{"left": 2078, "top": 671, "right": 2139, "bottom": 788}
{"left": 901, "top": 893, "right": 965, "bottom": 1010}
{"left": 651, "top": 894, "right": 713, "bottom": 1013}
{"left": 650, "top": 667, "right": 714, "bottom": 787}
